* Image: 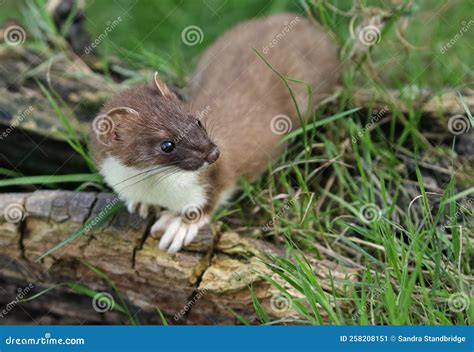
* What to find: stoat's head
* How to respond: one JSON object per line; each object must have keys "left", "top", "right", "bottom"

{"left": 91, "top": 72, "right": 219, "bottom": 171}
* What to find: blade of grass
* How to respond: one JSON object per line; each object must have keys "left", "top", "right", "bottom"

{"left": 37, "top": 81, "right": 96, "bottom": 171}
{"left": 280, "top": 107, "right": 361, "bottom": 143}
{"left": 0, "top": 174, "right": 103, "bottom": 188}
{"left": 156, "top": 307, "right": 169, "bottom": 325}
{"left": 36, "top": 199, "right": 124, "bottom": 261}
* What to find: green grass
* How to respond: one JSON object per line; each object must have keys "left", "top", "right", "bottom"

{"left": 1, "top": 0, "right": 472, "bottom": 325}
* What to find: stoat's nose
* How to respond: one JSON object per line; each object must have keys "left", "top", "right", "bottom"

{"left": 205, "top": 146, "right": 220, "bottom": 164}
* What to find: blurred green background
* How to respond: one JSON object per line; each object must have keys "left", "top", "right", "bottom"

{"left": 1, "top": 0, "right": 472, "bottom": 86}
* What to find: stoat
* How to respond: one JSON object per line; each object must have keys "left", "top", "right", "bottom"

{"left": 90, "top": 13, "right": 340, "bottom": 253}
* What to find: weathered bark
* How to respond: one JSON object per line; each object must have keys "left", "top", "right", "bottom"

{"left": 352, "top": 87, "right": 474, "bottom": 119}
{"left": 0, "top": 190, "right": 358, "bottom": 324}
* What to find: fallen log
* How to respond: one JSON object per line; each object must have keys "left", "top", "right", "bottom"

{"left": 352, "top": 86, "right": 474, "bottom": 117}
{"left": 0, "top": 190, "right": 358, "bottom": 324}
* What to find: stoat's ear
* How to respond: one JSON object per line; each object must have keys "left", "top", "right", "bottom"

{"left": 92, "top": 107, "right": 139, "bottom": 146}
{"left": 152, "top": 72, "right": 175, "bottom": 98}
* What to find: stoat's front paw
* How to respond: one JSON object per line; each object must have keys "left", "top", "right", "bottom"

{"left": 150, "top": 211, "right": 210, "bottom": 253}
{"left": 125, "top": 200, "right": 151, "bottom": 219}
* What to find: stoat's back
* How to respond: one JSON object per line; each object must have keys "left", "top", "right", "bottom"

{"left": 189, "top": 13, "right": 341, "bottom": 182}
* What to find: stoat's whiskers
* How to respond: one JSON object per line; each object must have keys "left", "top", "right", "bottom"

{"left": 114, "top": 161, "right": 181, "bottom": 193}
{"left": 127, "top": 166, "right": 183, "bottom": 200}
{"left": 202, "top": 118, "right": 217, "bottom": 142}
{"left": 149, "top": 167, "right": 183, "bottom": 190}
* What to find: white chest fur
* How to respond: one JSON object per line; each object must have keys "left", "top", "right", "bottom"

{"left": 100, "top": 157, "right": 207, "bottom": 213}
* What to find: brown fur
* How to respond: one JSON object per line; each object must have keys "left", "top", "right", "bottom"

{"left": 90, "top": 82, "right": 218, "bottom": 172}
{"left": 191, "top": 13, "right": 341, "bottom": 212}
{"left": 90, "top": 12, "right": 340, "bottom": 215}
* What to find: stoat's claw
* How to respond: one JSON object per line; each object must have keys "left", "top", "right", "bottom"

{"left": 138, "top": 203, "right": 150, "bottom": 218}
{"left": 126, "top": 200, "right": 151, "bottom": 219}
{"left": 184, "top": 223, "right": 199, "bottom": 246}
{"left": 153, "top": 214, "right": 210, "bottom": 253}
{"left": 158, "top": 217, "right": 181, "bottom": 250}
{"left": 126, "top": 200, "right": 138, "bottom": 214}
{"left": 167, "top": 224, "right": 188, "bottom": 253}
{"left": 150, "top": 211, "right": 174, "bottom": 233}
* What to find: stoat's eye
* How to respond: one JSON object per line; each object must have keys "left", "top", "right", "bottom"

{"left": 197, "top": 119, "right": 203, "bottom": 128}
{"left": 160, "top": 140, "right": 175, "bottom": 153}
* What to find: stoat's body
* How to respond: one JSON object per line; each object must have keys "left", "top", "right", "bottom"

{"left": 91, "top": 13, "right": 340, "bottom": 253}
